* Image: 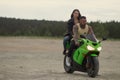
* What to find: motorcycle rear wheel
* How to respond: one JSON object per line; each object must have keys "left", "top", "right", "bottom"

{"left": 64, "top": 55, "right": 74, "bottom": 73}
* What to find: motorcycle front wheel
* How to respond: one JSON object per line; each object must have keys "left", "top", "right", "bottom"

{"left": 87, "top": 56, "right": 99, "bottom": 78}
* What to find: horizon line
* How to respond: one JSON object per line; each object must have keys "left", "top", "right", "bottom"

{"left": 0, "top": 16, "right": 119, "bottom": 23}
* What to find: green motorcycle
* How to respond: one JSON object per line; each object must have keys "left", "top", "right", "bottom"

{"left": 64, "top": 35, "right": 106, "bottom": 78}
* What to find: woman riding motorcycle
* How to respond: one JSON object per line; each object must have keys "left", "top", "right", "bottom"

{"left": 63, "top": 9, "right": 81, "bottom": 55}
{"left": 68, "top": 16, "right": 97, "bottom": 57}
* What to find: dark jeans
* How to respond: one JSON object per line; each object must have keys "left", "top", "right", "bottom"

{"left": 63, "top": 36, "right": 70, "bottom": 50}
{"left": 68, "top": 40, "right": 76, "bottom": 57}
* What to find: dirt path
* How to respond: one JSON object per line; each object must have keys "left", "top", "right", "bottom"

{"left": 0, "top": 37, "right": 120, "bottom": 80}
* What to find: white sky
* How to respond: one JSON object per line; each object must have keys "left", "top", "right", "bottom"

{"left": 0, "top": 0, "right": 120, "bottom": 22}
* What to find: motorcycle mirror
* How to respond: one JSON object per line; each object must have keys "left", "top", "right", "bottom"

{"left": 102, "top": 37, "right": 107, "bottom": 41}
{"left": 99, "top": 37, "right": 107, "bottom": 43}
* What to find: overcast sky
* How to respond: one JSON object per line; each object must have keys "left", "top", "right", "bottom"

{"left": 0, "top": 0, "right": 120, "bottom": 22}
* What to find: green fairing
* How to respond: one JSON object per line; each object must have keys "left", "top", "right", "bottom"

{"left": 90, "top": 54, "right": 98, "bottom": 56}
{"left": 72, "top": 39, "right": 101, "bottom": 65}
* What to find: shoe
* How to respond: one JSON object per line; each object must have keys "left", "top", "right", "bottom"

{"left": 63, "top": 50, "right": 66, "bottom": 55}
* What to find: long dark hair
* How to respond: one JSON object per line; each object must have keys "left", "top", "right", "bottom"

{"left": 71, "top": 9, "right": 81, "bottom": 20}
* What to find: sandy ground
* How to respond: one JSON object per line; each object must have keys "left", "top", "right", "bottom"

{"left": 0, "top": 37, "right": 120, "bottom": 80}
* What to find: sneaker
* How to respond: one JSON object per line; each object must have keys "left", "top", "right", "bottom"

{"left": 63, "top": 50, "right": 66, "bottom": 55}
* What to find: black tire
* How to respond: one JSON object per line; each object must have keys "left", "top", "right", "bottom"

{"left": 64, "top": 55, "right": 74, "bottom": 73}
{"left": 87, "top": 56, "right": 99, "bottom": 78}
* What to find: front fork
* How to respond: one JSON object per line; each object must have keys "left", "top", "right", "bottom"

{"left": 86, "top": 56, "right": 91, "bottom": 68}
{"left": 86, "top": 54, "right": 98, "bottom": 69}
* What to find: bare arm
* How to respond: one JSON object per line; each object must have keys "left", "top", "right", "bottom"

{"left": 88, "top": 26, "right": 98, "bottom": 42}
{"left": 73, "top": 24, "right": 79, "bottom": 44}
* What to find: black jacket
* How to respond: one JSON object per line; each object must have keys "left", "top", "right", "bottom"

{"left": 65, "top": 18, "right": 75, "bottom": 37}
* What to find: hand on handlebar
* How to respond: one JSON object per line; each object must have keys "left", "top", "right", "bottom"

{"left": 75, "top": 42, "right": 79, "bottom": 46}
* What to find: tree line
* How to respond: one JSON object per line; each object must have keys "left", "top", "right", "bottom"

{"left": 0, "top": 17, "right": 120, "bottom": 39}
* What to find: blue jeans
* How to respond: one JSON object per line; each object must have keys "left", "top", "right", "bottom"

{"left": 63, "top": 36, "right": 70, "bottom": 50}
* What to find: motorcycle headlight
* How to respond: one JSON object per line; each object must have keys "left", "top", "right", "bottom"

{"left": 87, "top": 45, "right": 95, "bottom": 50}
{"left": 97, "top": 47, "right": 102, "bottom": 51}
